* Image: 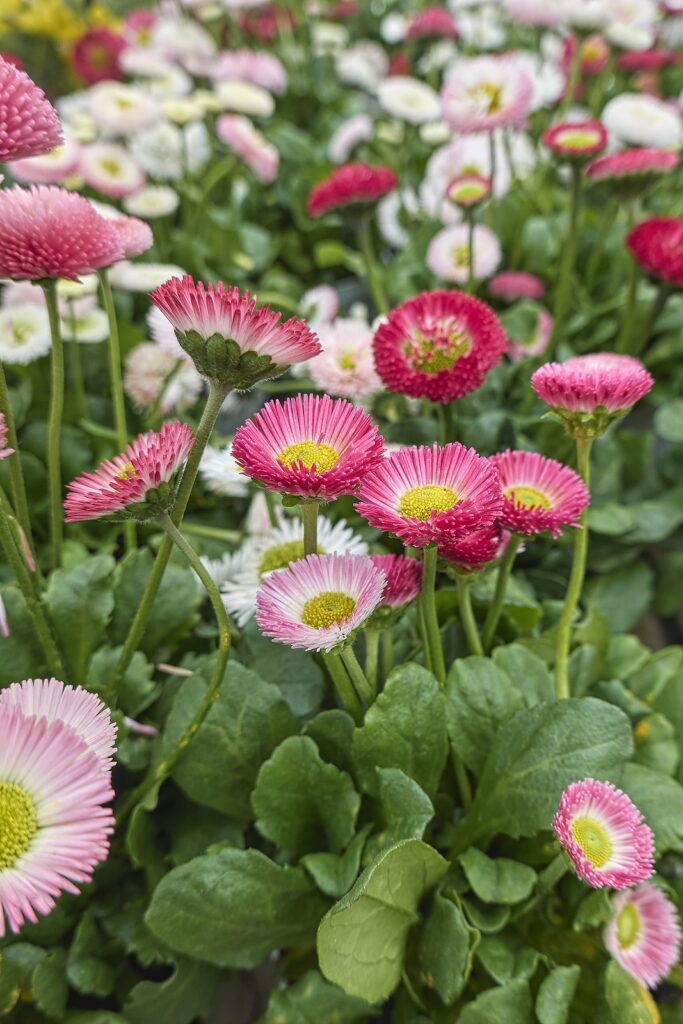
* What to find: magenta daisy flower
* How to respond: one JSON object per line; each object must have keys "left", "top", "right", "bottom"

{"left": 627, "top": 217, "right": 683, "bottom": 291}
{"left": 307, "top": 163, "right": 398, "bottom": 219}
{"left": 586, "top": 149, "right": 678, "bottom": 197}
{"left": 356, "top": 443, "right": 503, "bottom": 548}
{"left": 231, "top": 394, "right": 385, "bottom": 502}
{"left": 0, "top": 412, "right": 14, "bottom": 461}
{"left": 150, "top": 276, "right": 321, "bottom": 387}
{"left": 488, "top": 271, "right": 545, "bottom": 302}
{"left": 373, "top": 290, "right": 507, "bottom": 404}
{"left": 0, "top": 679, "right": 116, "bottom": 769}
{"left": 0, "top": 58, "right": 62, "bottom": 163}
{"left": 553, "top": 779, "right": 655, "bottom": 890}
{"left": 64, "top": 420, "right": 194, "bottom": 523}
{"left": 255, "top": 553, "right": 386, "bottom": 653}
{"left": 439, "top": 526, "right": 506, "bottom": 571}
{"left": 0, "top": 704, "right": 114, "bottom": 936}
{"left": 605, "top": 883, "right": 681, "bottom": 989}
{"left": 0, "top": 186, "right": 124, "bottom": 282}
{"left": 542, "top": 120, "right": 607, "bottom": 161}
{"left": 489, "top": 450, "right": 589, "bottom": 538}
{"left": 369, "top": 553, "right": 423, "bottom": 609}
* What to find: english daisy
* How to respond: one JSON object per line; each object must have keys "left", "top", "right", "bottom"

{"left": 627, "top": 217, "right": 683, "bottom": 290}
{"left": 108, "top": 261, "right": 187, "bottom": 292}
{"left": 441, "top": 56, "right": 533, "bottom": 133}
{"left": 308, "top": 317, "right": 382, "bottom": 400}
{"left": 216, "top": 115, "right": 279, "bottom": 183}
{"left": 122, "top": 185, "right": 179, "bottom": 219}
{"left": 199, "top": 443, "right": 251, "bottom": 498}
{"left": 88, "top": 81, "right": 159, "bottom": 136}
{"left": 489, "top": 450, "right": 590, "bottom": 538}
{"left": 446, "top": 173, "right": 492, "bottom": 209}
{"left": 605, "top": 883, "right": 681, "bottom": 989}
{"left": 215, "top": 80, "right": 275, "bottom": 119}
{"left": 328, "top": 113, "right": 374, "bottom": 164}
{"left": 489, "top": 271, "right": 546, "bottom": 302}
{"left": 553, "top": 778, "right": 655, "bottom": 889}
{"left": 427, "top": 224, "right": 502, "bottom": 285}
{"left": 61, "top": 305, "right": 110, "bottom": 344}
{"left": 602, "top": 93, "right": 683, "bottom": 150}
{"left": 123, "top": 343, "right": 202, "bottom": 414}
{"left": 79, "top": 142, "right": 145, "bottom": 199}
{"left": 0, "top": 57, "right": 62, "bottom": 163}
{"left": 368, "top": 553, "right": 423, "bottom": 609}
{"left": 307, "top": 163, "right": 398, "bottom": 218}
{"left": 0, "top": 304, "right": 51, "bottom": 365}
{"left": 406, "top": 6, "right": 459, "bottom": 38}
{"left": 542, "top": 120, "right": 608, "bottom": 160}
{"left": 440, "top": 526, "right": 507, "bottom": 572}
{"left": 586, "top": 149, "right": 679, "bottom": 198}
{"left": 376, "top": 76, "right": 442, "bottom": 125}
{"left": 7, "top": 136, "right": 81, "bottom": 186}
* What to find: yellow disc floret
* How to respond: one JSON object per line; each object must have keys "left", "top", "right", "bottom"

{"left": 505, "top": 485, "right": 551, "bottom": 510}
{"left": 399, "top": 484, "right": 458, "bottom": 521}
{"left": 116, "top": 461, "right": 137, "bottom": 481}
{"left": 571, "top": 816, "right": 613, "bottom": 868}
{"left": 301, "top": 591, "right": 357, "bottom": 629}
{"left": 259, "top": 540, "right": 308, "bottom": 577}
{"left": 278, "top": 441, "right": 339, "bottom": 473}
{"left": 616, "top": 904, "right": 642, "bottom": 950}
{"left": 0, "top": 782, "right": 37, "bottom": 870}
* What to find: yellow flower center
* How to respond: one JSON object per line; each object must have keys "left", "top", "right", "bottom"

{"left": 100, "top": 158, "right": 123, "bottom": 177}
{"left": 339, "top": 353, "right": 357, "bottom": 371}
{"left": 448, "top": 181, "right": 487, "bottom": 205}
{"left": 571, "top": 816, "right": 613, "bottom": 868}
{"left": 505, "top": 485, "right": 551, "bottom": 510}
{"left": 557, "top": 129, "right": 601, "bottom": 151}
{"left": 278, "top": 441, "right": 340, "bottom": 473}
{"left": 471, "top": 82, "right": 503, "bottom": 113}
{"left": 616, "top": 904, "right": 641, "bottom": 950}
{"left": 405, "top": 322, "right": 472, "bottom": 375}
{"left": 116, "top": 461, "right": 137, "bottom": 481}
{"left": 259, "top": 540, "right": 310, "bottom": 577}
{"left": 0, "top": 782, "right": 37, "bottom": 870}
{"left": 451, "top": 245, "right": 471, "bottom": 269}
{"left": 301, "top": 591, "right": 356, "bottom": 629}
{"left": 399, "top": 484, "right": 458, "bottom": 521}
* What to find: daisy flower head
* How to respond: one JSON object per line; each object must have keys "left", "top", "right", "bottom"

{"left": 7, "top": 136, "right": 81, "bottom": 186}
{"left": 149, "top": 276, "right": 321, "bottom": 388}
{"left": 216, "top": 114, "right": 279, "bottom": 183}
{"left": 0, "top": 303, "right": 51, "bottom": 365}
{"left": 255, "top": 553, "right": 386, "bottom": 653}
{"left": 440, "top": 526, "right": 508, "bottom": 573}
{"left": 123, "top": 185, "right": 179, "bottom": 219}
{"left": 427, "top": 224, "right": 502, "bottom": 285}
{"left": 441, "top": 56, "right": 533, "bottom": 133}
{"left": 373, "top": 289, "right": 508, "bottom": 404}
{"left": 307, "top": 163, "right": 398, "bottom": 218}
{"left": 300, "top": 284, "right": 340, "bottom": 327}
{"left": 0, "top": 57, "right": 63, "bottom": 163}
{"left": 368, "top": 553, "right": 423, "bottom": 612}
{"left": 356, "top": 443, "right": 504, "bottom": 548}
{"left": 489, "top": 449, "right": 589, "bottom": 538}
{"left": 90, "top": 202, "right": 153, "bottom": 259}
{"left": 64, "top": 421, "right": 194, "bottom": 523}
{"left": 605, "top": 883, "right": 681, "bottom": 989}
{"left": 0, "top": 186, "right": 124, "bottom": 282}
{"left": 446, "top": 173, "right": 492, "bottom": 209}
{"left": 123, "top": 343, "right": 202, "bottom": 415}
{"left": 489, "top": 271, "right": 545, "bottom": 302}
{"left": 199, "top": 443, "right": 251, "bottom": 498}
{"left": 73, "top": 27, "right": 127, "bottom": 85}
{"left": 406, "top": 6, "right": 459, "bottom": 39}
{"left": 231, "top": 394, "right": 385, "bottom": 502}
{"left": 88, "top": 82, "right": 159, "bottom": 137}
{"left": 0, "top": 413, "right": 14, "bottom": 461}
{"left": 542, "top": 119, "right": 608, "bottom": 161}
{"left": 627, "top": 217, "right": 683, "bottom": 290}
{"left": 602, "top": 93, "right": 683, "bottom": 150}
{"left": 531, "top": 353, "right": 654, "bottom": 436}
{"left": 79, "top": 142, "right": 145, "bottom": 199}
{"left": 308, "top": 317, "right": 383, "bottom": 400}
{"left": 553, "top": 778, "right": 655, "bottom": 889}
{"left": 586, "top": 149, "right": 678, "bottom": 198}
{"left": 376, "top": 76, "right": 442, "bottom": 125}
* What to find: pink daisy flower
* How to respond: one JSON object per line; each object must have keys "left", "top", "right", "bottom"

{"left": 0, "top": 679, "right": 116, "bottom": 769}
{"left": 508, "top": 306, "right": 553, "bottom": 363}
{"left": 441, "top": 56, "right": 533, "bottom": 134}
{"left": 7, "top": 136, "right": 81, "bottom": 186}
{"left": 440, "top": 526, "right": 508, "bottom": 572}
{"left": 91, "top": 203, "right": 153, "bottom": 259}
{"left": 0, "top": 412, "right": 14, "bottom": 461}
{"left": 369, "top": 553, "right": 423, "bottom": 608}
{"left": 255, "top": 552, "right": 386, "bottom": 653}
{"left": 0, "top": 186, "right": 124, "bottom": 282}
{"left": 627, "top": 217, "right": 683, "bottom": 290}
{"left": 542, "top": 120, "right": 608, "bottom": 160}
{"left": 489, "top": 450, "right": 590, "bottom": 538}
{"left": 488, "top": 271, "right": 546, "bottom": 302}
{"left": 308, "top": 317, "right": 382, "bottom": 400}
{"left": 427, "top": 224, "right": 502, "bottom": 286}
{"left": 231, "top": 394, "right": 385, "bottom": 501}
{"left": 64, "top": 420, "right": 194, "bottom": 523}
{"left": 216, "top": 114, "right": 279, "bottom": 184}
{"left": 553, "top": 778, "right": 655, "bottom": 890}
{"left": 307, "top": 163, "right": 398, "bottom": 218}
{"left": 0, "top": 58, "right": 62, "bottom": 163}
{"left": 0, "top": 704, "right": 114, "bottom": 936}
{"left": 373, "top": 290, "right": 507, "bottom": 404}
{"left": 586, "top": 149, "right": 678, "bottom": 192}
{"left": 72, "top": 27, "right": 127, "bottom": 86}
{"left": 356, "top": 443, "right": 503, "bottom": 548}
{"left": 446, "top": 173, "right": 491, "bottom": 209}
{"left": 407, "top": 6, "right": 459, "bottom": 39}
{"left": 605, "top": 883, "right": 681, "bottom": 989}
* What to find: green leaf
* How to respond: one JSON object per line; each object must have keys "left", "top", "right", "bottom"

{"left": 260, "top": 969, "right": 372, "bottom": 1024}
{"left": 374, "top": 768, "right": 434, "bottom": 849}
{"left": 459, "top": 848, "right": 536, "bottom": 905}
{"left": 621, "top": 763, "right": 683, "bottom": 853}
{"left": 317, "top": 839, "right": 448, "bottom": 1004}
{"left": 456, "top": 979, "right": 534, "bottom": 1023}
{"left": 247, "top": 632, "right": 325, "bottom": 717}
{"left": 0, "top": 950, "right": 22, "bottom": 1016}
{"left": 163, "top": 660, "right": 297, "bottom": 820}
{"left": 45, "top": 554, "right": 115, "bottom": 678}
{"left": 446, "top": 657, "right": 524, "bottom": 774}
{"left": 491, "top": 644, "right": 554, "bottom": 706}
{"left": 145, "top": 848, "right": 328, "bottom": 968}
{"left": 585, "top": 562, "right": 654, "bottom": 632}
{"left": 66, "top": 915, "right": 116, "bottom": 997}
{"left": 452, "top": 698, "right": 633, "bottom": 851}
{"left": 605, "top": 962, "right": 659, "bottom": 1024}
{"left": 302, "top": 828, "right": 371, "bottom": 899}
{"left": 654, "top": 399, "right": 683, "bottom": 443}
{"left": 110, "top": 549, "right": 200, "bottom": 654}
{"left": 461, "top": 898, "right": 510, "bottom": 934}
{"left": 87, "top": 646, "right": 156, "bottom": 716}
{"left": 352, "top": 664, "right": 448, "bottom": 797}
{"left": 124, "top": 958, "right": 224, "bottom": 1024}
{"left": 303, "top": 710, "right": 356, "bottom": 774}
{"left": 252, "top": 735, "right": 360, "bottom": 857}
{"left": 633, "top": 713, "right": 679, "bottom": 775}
{"left": 0, "top": 585, "right": 46, "bottom": 684}
{"left": 476, "top": 935, "right": 543, "bottom": 984}
{"left": 32, "top": 950, "right": 68, "bottom": 1020}
{"left": 418, "top": 892, "right": 478, "bottom": 1005}
{"left": 574, "top": 889, "right": 613, "bottom": 931}
{"left": 535, "top": 965, "right": 581, "bottom": 1024}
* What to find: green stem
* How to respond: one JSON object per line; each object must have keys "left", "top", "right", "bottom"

{"left": 561, "top": 35, "right": 583, "bottom": 115}
{"left": 466, "top": 210, "right": 475, "bottom": 293}
{"left": 264, "top": 489, "right": 279, "bottom": 529}
{"left": 631, "top": 281, "right": 672, "bottom": 357}
{"left": 322, "top": 652, "right": 362, "bottom": 724}
{"left": 457, "top": 576, "right": 483, "bottom": 657}
{"left": 67, "top": 341, "right": 88, "bottom": 422}
{"left": 482, "top": 535, "right": 521, "bottom": 651}
{"left": 615, "top": 200, "right": 642, "bottom": 355}
{"left": 451, "top": 746, "right": 472, "bottom": 810}
{"left": 547, "top": 164, "right": 583, "bottom": 359}
{"left": 98, "top": 269, "right": 135, "bottom": 554}
{"left": 0, "top": 362, "right": 34, "bottom": 552}
{"left": 381, "top": 628, "right": 394, "bottom": 680}
{"left": 421, "top": 545, "right": 446, "bottom": 684}
{"left": 340, "top": 646, "right": 374, "bottom": 707}
{"left": 357, "top": 216, "right": 389, "bottom": 315}
{"left": 182, "top": 522, "right": 240, "bottom": 543}
{"left": 302, "top": 501, "right": 319, "bottom": 556}
{"left": 554, "top": 436, "right": 593, "bottom": 700}
{"left": 364, "top": 628, "right": 380, "bottom": 694}
{"left": 41, "top": 280, "right": 65, "bottom": 571}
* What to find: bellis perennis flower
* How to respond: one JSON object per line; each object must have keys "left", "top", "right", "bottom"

{"left": 368, "top": 553, "right": 423, "bottom": 613}
{"left": 0, "top": 58, "right": 62, "bottom": 163}
{"left": 605, "top": 883, "right": 681, "bottom": 989}
{"left": 441, "top": 56, "right": 533, "bottom": 133}
{"left": 490, "top": 450, "right": 590, "bottom": 538}
{"left": 586, "top": 149, "right": 679, "bottom": 198}
{"left": 543, "top": 120, "right": 607, "bottom": 160}
{"left": 627, "top": 217, "right": 683, "bottom": 290}
{"left": 307, "top": 163, "right": 398, "bottom": 218}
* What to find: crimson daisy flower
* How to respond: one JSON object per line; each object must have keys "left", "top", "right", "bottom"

{"left": 586, "top": 149, "right": 678, "bottom": 198}
{"left": 627, "top": 217, "right": 683, "bottom": 290}
{"left": 0, "top": 58, "right": 62, "bottom": 163}
{"left": 373, "top": 289, "right": 507, "bottom": 403}
{"left": 542, "top": 120, "right": 607, "bottom": 161}
{"left": 407, "top": 6, "right": 459, "bottom": 39}
{"left": 489, "top": 450, "right": 589, "bottom": 538}
{"left": 439, "top": 526, "right": 507, "bottom": 571}
{"left": 307, "top": 163, "right": 398, "bottom": 218}
{"left": 368, "top": 553, "right": 423, "bottom": 609}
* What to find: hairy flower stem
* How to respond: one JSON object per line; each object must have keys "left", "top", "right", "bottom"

{"left": 113, "top": 380, "right": 230, "bottom": 687}
{"left": 42, "top": 280, "right": 65, "bottom": 570}
{"left": 561, "top": 37, "right": 582, "bottom": 115}
{"left": 341, "top": 645, "right": 374, "bottom": 706}
{"left": 381, "top": 628, "right": 394, "bottom": 679}
{"left": 322, "top": 652, "right": 363, "bottom": 724}
{"left": 547, "top": 164, "right": 583, "bottom": 359}
{"left": 364, "top": 628, "right": 380, "bottom": 693}
{"left": 615, "top": 200, "right": 641, "bottom": 355}
{"left": 357, "top": 215, "right": 389, "bottom": 315}
{"left": 482, "top": 535, "right": 521, "bottom": 651}
{"left": 555, "top": 436, "right": 593, "bottom": 700}
{"left": 302, "top": 501, "right": 319, "bottom": 556}
{"left": 98, "top": 269, "right": 135, "bottom": 555}
{"left": 0, "top": 362, "right": 34, "bottom": 553}
{"left": 457, "top": 576, "right": 483, "bottom": 657}
{"left": 466, "top": 210, "right": 475, "bottom": 293}
{"left": 422, "top": 544, "right": 446, "bottom": 684}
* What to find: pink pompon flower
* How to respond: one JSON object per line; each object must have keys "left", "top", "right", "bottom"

{"left": 0, "top": 58, "right": 62, "bottom": 163}
{"left": 531, "top": 354, "right": 654, "bottom": 431}
{"left": 7, "top": 136, "right": 81, "bottom": 186}
{"left": 587, "top": 149, "right": 679, "bottom": 194}
{"left": 553, "top": 778, "right": 655, "bottom": 890}
{"left": 369, "top": 553, "right": 423, "bottom": 608}
{"left": 542, "top": 120, "right": 608, "bottom": 160}
{"left": 72, "top": 27, "right": 127, "bottom": 85}
{"left": 605, "top": 883, "right": 681, "bottom": 989}
{"left": 439, "top": 526, "right": 506, "bottom": 571}
{"left": 216, "top": 114, "right": 279, "bottom": 184}
{"left": 356, "top": 443, "right": 503, "bottom": 548}
{"left": 255, "top": 552, "right": 386, "bottom": 653}
{"left": 446, "top": 173, "right": 491, "bottom": 208}
{"left": 0, "top": 412, "right": 14, "bottom": 461}
{"left": 231, "top": 394, "right": 385, "bottom": 501}
{"left": 441, "top": 56, "right": 533, "bottom": 133}
{"left": 307, "top": 163, "right": 398, "bottom": 218}
{"left": 373, "top": 290, "right": 507, "bottom": 404}
{"left": 489, "top": 449, "right": 589, "bottom": 538}
{"left": 0, "top": 679, "right": 116, "bottom": 769}
{"left": 627, "top": 217, "right": 683, "bottom": 290}
{"left": 0, "top": 703, "right": 114, "bottom": 937}
{"left": 489, "top": 271, "right": 545, "bottom": 302}
{"left": 111, "top": 214, "right": 153, "bottom": 259}
{"left": 0, "top": 186, "right": 124, "bottom": 282}
{"left": 210, "top": 48, "right": 287, "bottom": 94}
{"left": 407, "top": 6, "right": 459, "bottom": 38}
{"left": 64, "top": 421, "right": 194, "bottom": 523}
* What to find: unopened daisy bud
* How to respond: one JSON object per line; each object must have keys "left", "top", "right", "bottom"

{"left": 440, "top": 526, "right": 508, "bottom": 573}
{"left": 605, "top": 883, "right": 681, "bottom": 989}
{"left": 446, "top": 173, "right": 491, "bottom": 209}
{"left": 586, "top": 149, "right": 679, "bottom": 200}
{"left": 365, "top": 553, "right": 423, "bottom": 623}
{"left": 542, "top": 119, "right": 608, "bottom": 162}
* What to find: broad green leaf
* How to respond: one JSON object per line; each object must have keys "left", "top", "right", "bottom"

{"left": 452, "top": 698, "right": 632, "bottom": 851}
{"left": 535, "top": 965, "right": 581, "bottom": 1024}
{"left": 247, "top": 630, "right": 325, "bottom": 717}
{"left": 163, "top": 660, "right": 297, "bottom": 820}
{"left": 45, "top": 554, "right": 115, "bottom": 679}
{"left": 459, "top": 848, "right": 536, "bottom": 905}
{"left": 632, "top": 713, "right": 679, "bottom": 775}
{"left": 621, "top": 763, "right": 683, "bottom": 853}
{"left": 260, "top": 969, "right": 372, "bottom": 1024}
{"left": 124, "top": 958, "right": 224, "bottom": 1024}
{"left": 446, "top": 657, "right": 524, "bottom": 774}
{"left": 456, "top": 979, "right": 534, "bottom": 1023}
{"left": 317, "top": 839, "right": 448, "bottom": 1003}
{"left": 252, "top": 736, "right": 360, "bottom": 856}
{"left": 146, "top": 848, "right": 328, "bottom": 968}
{"left": 585, "top": 562, "right": 653, "bottom": 632}
{"left": 352, "top": 664, "right": 448, "bottom": 797}
{"left": 461, "top": 898, "right": 511, "bottom": 934}
{"left": 303, "top": 710, "right": 356, "bottom": 774}
{"left": 605, "top": 962, "right": 659, "bottom": 1024}
{"left": 573, "top": 889, "right": 613, "bottom": 931}
{"left": 0, "top": 585, "right": 44, "bottom": 685}
{"left": 87, "top": 646, "right": 156, "bottom": 716}
{"left": 66, "top": 916, "right": 116, "bottom": 997}
{"left": 418, "top": 892, "right": 478, "bottom": 1005}
{"left": 110, "top": 548, "right": 200, "bottom": 654}
{"left": 373, "top": 768, "right": 434, "bottom": 850}
{"left": 491, "top": 644, "right": 554, "bottom": 706}
{"left": 0, "top": 951, "right": 22, "bottom": 1015}
{"left": 302, "top": 828, "right": 371, "bottom": 899}
{"left": 32, "top": 950, "right": 68, "bottom": 1020}
{"left": 476, "top": 935, "right": 543, "bottom": 984}
{"left": 169, "top": 802, "right": 244, "bottom": 866}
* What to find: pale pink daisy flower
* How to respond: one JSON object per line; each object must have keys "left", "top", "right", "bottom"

{"left": 255, "top": 553, "right": 386, "bottom": 653}
{"left": 0, "top": 57, "right": 63, "bottom": 163}
{"left": 355, "top": 443, "right": 504, "bottom": 548}
{"left": 508, "top": 306, "right": 553, "bottom": 362}
{"left": 0, "top": 412, "right": 15, "bottom": 461}
{"left": 605, "top": 883, "right": 681, "bottom": 989}
{"left": 504, "top": 0, "right": 564, "bottom": 26}
{"left": 124, "top": 342, "right": 202, "bottom": 415}
{"left": 232, "top": 394, "right": 385, "bottom": 501}
{"left": 427, "top": 223, "right": 502, "bottom": 285}
{"left": 79, "top": 142, "right": 145, "bottom": 198}
{"left": 489, "top": 271, "right": 546, "bottom": 302}
{"left": 441, "top": 56, "right": 534, "bottom": 133}
{"left": 64, "top": 420, "right": 194, "bottom": 522}
{"left": 216, "top": 114, "right": 279, "bottom": 183}
{"left": 0, "top": 186, "right": 124, "bottom": 281}
{"left": 210, "top": 49, "right": 288, "bottom": 94}
{"left": 300, "top": 285, "right": 339, "bottom": 327}
{"left": 0, "top": 678, "right": 116, "bottom": 769}
{"left": 7, "top": 136, "right": 81, "bottom": 186}
{"left": 553, "top": 778, "right": 655, "bottom": 889}
{"left": 308, "top": 318, "right": 382, "bottom": 400}
{"left": 328, "top": 113, "right": 374, "bottom": 164}
{"left": 0, "top": 704, "right": 114, "bottom": 937}
{"left": 90, "top": 201, "right": 153, "bottom": 259}
{"left": 489, "top": 449, "right": 590, "bottom": 538}
{"left": 368, "top": 553, "right": 423, "bottom": 608}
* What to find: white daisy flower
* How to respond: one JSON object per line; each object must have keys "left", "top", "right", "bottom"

{"left": 215, "top": 80, "right": 276, "bottom": 119}
{"left": 602, "top": 93, "right": 683, "bottom": 150}
{"left": 123, "top": 185, "right": 179, "bottom": 219}
{"left": 88, "top": 82, "right": 160, "bottom": 137}
{"left": 199, "top": 444, "right": 250, "bottom": 498}
{"left": 61, "top": 306, "right": 109, "bottom": 344}
{"left": 108, "top": 261, "right": 187, "bottom": 292}
{"left": 377, "top": 76, "right": 442, "bottom": 125}
{"left": 129, "top": 121, "right": 210, "bottom": 181}
{"left": 0, "top": 305, "right": 51, "bottom": 364}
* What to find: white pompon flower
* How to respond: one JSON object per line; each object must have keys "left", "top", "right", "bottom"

{"left": 602, "top": 94, "right": 683, "bottom": 150}
{"left": 124, "top": 342, "right": 202, "bottom": 414}
{"left": 129, "top": 121, "right": 210, "bottom": 181}
{"left": 377, "top": 76, "right": 442, "bottom": 125}
{"left": 0, "top": 304, "right": 51, "bottom": 364}
{"left": 61, "top": 305, "right": 110, "bottom": 344}
{"left": 123, "top": 186, "right": 179, "bottom": 219}
{"left": 108, "top": 261, "right": 187, "bottom": 292}
{"left": 335, "top": 41, "right": 389, "bottom": 92}
{"left": 88, "top": 82, "right": 159, "bottom": 136}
